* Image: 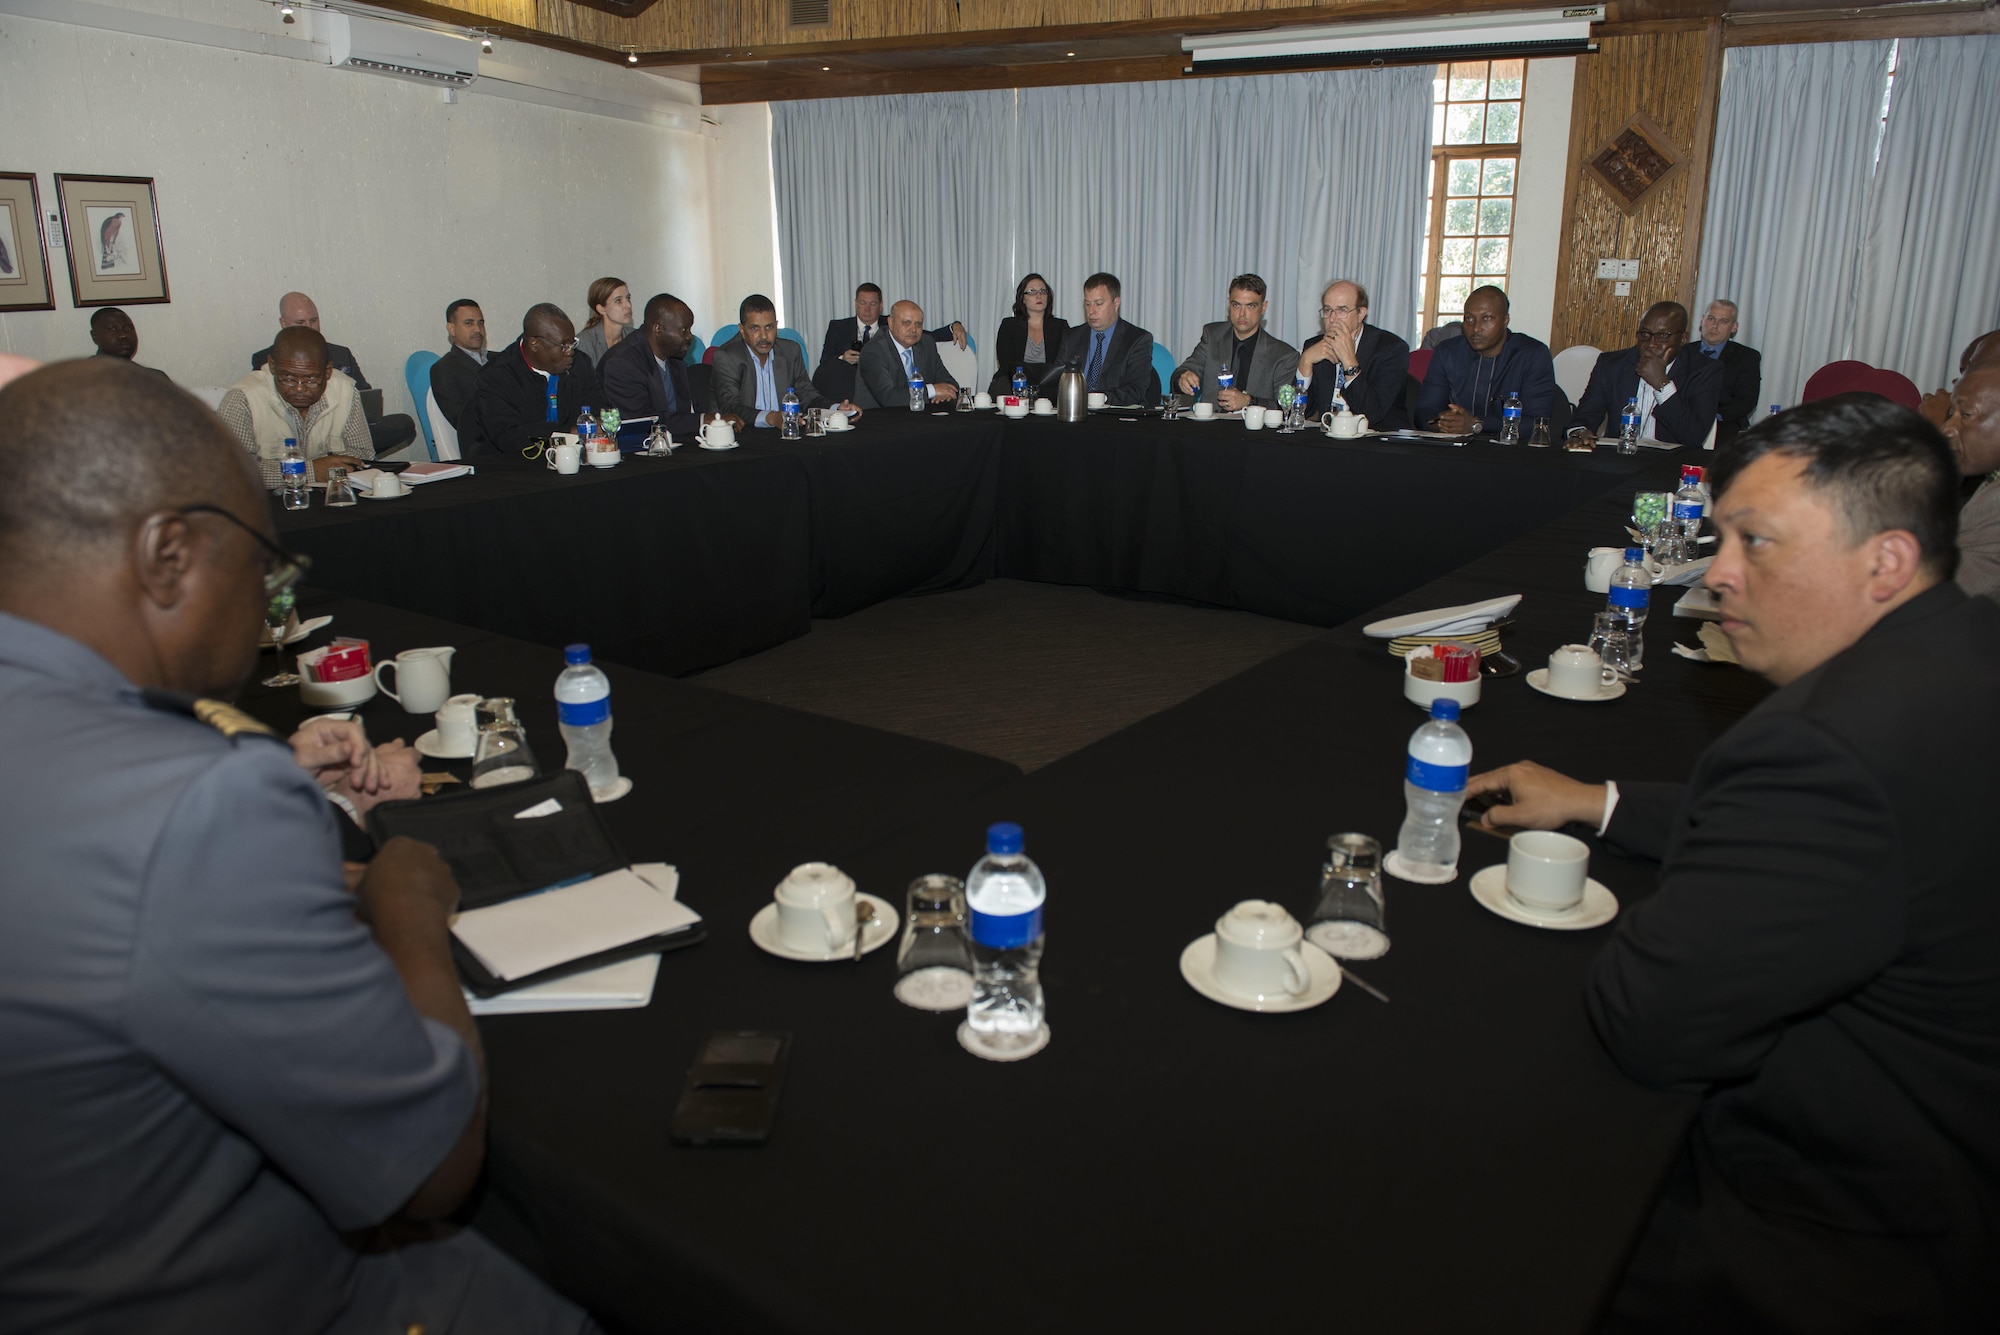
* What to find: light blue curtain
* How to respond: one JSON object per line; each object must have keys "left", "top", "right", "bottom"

{"left": 772, "top": 68, "right": 1432, "bottom": 388}
{"left": 1850, "top": 36, "right": 2000, "bottom": 393}
{"left": 1694, "top": 41, "right": 1893, "bottom": 408}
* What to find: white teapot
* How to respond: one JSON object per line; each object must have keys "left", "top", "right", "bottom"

{"left": 1321, "top": 407, "right": 1369, "bottom": 439}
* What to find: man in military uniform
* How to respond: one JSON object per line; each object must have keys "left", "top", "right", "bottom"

{"left": 0, "top": 359, "right": 595, "bottom": 1332}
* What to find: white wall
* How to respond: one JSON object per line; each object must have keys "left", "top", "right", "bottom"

{"left": 1505, "top": 56, "right": 1575, "bottom": 347}
{"left": 0, "top": 0, "right": 735, "bottom": 428}
{"left": 703, "top": 99, "right": 780, "bottom": 343}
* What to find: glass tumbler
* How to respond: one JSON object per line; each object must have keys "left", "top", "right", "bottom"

{"left": 893, "top": 874, "right": 974, "bottom": 1011}
{"left": 1306, "top": 833, "right": 1390, "bottom": 960}
{"left": 1589, "top": 615, "right": 1637, "bottom": 681}
{"left": 324, "top": 466, "right": 358, "bottom": 507}
{"left": 470, "top": 697, "right": 540, "bottom": 789}
{"left": 1528, "top": 418, "right": 1552, "bottom": 448}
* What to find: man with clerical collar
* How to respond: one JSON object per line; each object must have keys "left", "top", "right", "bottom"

{"left": 1468, "top": 396, "right": 2000, "bottom": 1332}
{"left": 599, "top": 291, "right": 740, "bottom": 439}
{"left": 218, "top": 325, "right": 372, "bottom": 486}
{"left": 1174, "top": 274, "right": 1298, "bottom": 410}
{"left": 1682, "top": 299, "right": 1762, "bottom": 444}
{"left": 1569, "top": 301, "right": 1723, "bottom": 447}
{"left": 88, "top": 307, "right": 168, "bottom": 380}
{"left": 1415, "top": 285, "right": 1556, "bottom": 435}
{"left": 428, "top": 298, "right": 487, "bottom": 431}
{"left": 1296, "top": 279, "right": 1411, "bottom": 427}
{"left": 460, "top": 303, "right": 603, "bottom": 459}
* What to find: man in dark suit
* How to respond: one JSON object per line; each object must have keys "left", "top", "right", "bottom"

{"left": 1296, "top": 279, "right": 1410, "bottom": 428}
{"left": 599, "top": 292, "right": 737, "bottom": 441}
{"left": 251, "top": 291, "right": 415, "bottom": 456}
{"left": 812, "top": 283, "right": 967, "bottom": 403}
{"left": 1056, "top": 273, "right": 1157, "bottom": 406}
{"left": 1685, "top": 299, "right": 1762, "bottom": 445}
{"left": 87, "top": 307, "right": 169, "bottom": 380}
{"left": 1569, "top": 301, "right": 1722, "bottom": 447}
{"left": 428, "top": 298, "right": 486, "bottom": 431}
{"left": 712, "top": 295, "right": 856, "bottom": 429}
{"left": 1467, "top": 396, "right": 2000, "bottom": 1333}
{"left": 855, "top": 301, "right": 960, "bottom": 410}
{"left": 458, "top": 303, "right": 602, "bottom": 459}
{"left": 1173, "top": 274, "right": 1298, "bottom": 409}
{"left": 1415, "top": 286, "right": 1556, "bottom": 434}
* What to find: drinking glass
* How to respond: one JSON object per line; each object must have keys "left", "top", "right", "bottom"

{"left": 1588, "top": 616, "right": 1637, "bottom": 680}
{"left": 1305, "top": 833, "right": 1389, "bottom": 959}
{"left": 470, "top": 697, "right": 540, "bottom": 788}
{"left": 954, "top": 388, "right": 975, "bottom": 413}
{"left": 894, "top": 874, "right": 974, "bottom": 1011}
{"left": 261, "top": 588, "right": 301, "bottom": 687}
{"left": 1528, "top": 418, "right": 1552, "bottom": 448}
{"left": 323, "top": 466, "right": 357, "bottom": 507}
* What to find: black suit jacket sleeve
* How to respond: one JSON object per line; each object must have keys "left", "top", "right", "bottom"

{"left": 1570, "top": 350, "right": 1622, "bottom": 438}
{"left": 1586, "top": 712, "right": 1902, "bottom": 1093}
{"left": 1304, "top": 329, "right": 1411, "bottom": 428}
{"left": 1718, "top": 344, "right": 1763, "bottom": 432}
{"left": 428, "top": 350, "right": 480, "bottom": 430}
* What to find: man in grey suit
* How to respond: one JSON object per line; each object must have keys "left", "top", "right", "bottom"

{"left": 1056, "top": 273, "right": 1158, "bottom": 406}
{"left": 710, "top": 294, "right": 860, "bottom": 429}
{"left": 1174, "top": 274, "right": 1298, "bottom": 410}
{"left": 854, "top": 300, "right": 961, "bottom": 410}
{"left": 1945, "top": 358, "right": 2000, "bottom": 598}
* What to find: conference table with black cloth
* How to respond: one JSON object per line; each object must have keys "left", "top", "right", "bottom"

{"left": 243, "top": 457, "right": 1771, "bottom": 1334}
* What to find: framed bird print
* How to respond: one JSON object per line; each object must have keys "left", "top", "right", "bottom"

{"left": 0, "top": 173, "right": 55, "bottom": 313}
{"left": 55, "top": 173, "right": 170, "bottom": 307}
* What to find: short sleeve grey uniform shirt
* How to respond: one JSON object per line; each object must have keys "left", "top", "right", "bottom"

{"left": 0, "top": 612, "right": 479, "bottom": 1332}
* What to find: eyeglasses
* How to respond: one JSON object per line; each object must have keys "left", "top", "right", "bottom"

{"left": 272, "top": 370, "right": 327, "bottom": 389}
{"left": 1021, "top": 288, "right": 1050, "bottom": 298}
{"left": 1320, "top": 305, "right": 1362, "bottom": 318}
{"left": 181, "top": 504, "right": 311, "bottom": 595}
{"left": 530, "top": 336, "right": 579, "bottom": 353}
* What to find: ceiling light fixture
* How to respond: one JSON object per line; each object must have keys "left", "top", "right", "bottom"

{"left": 479, "top": 34, "right": 492, "bottom": 52}
{"left": 821, "top": 65, "right": 830, "bottom": 71}
{"left": 280, "top": 3, "right": 294, "bottom": 20}
{"left": 1066, "top": 51, "right": 1075, "bottom": 56}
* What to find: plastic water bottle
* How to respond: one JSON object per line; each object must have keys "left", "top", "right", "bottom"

{"left": 965, "top": 821, "right": 1048, "bottom": 1055}
{"left": 1286, "top": 375, "right": 1308, "bottom": 429}
{"left": 1607, "top": 545, "right": 1651, "bottom": 669}
{"left": 907, "top": 372, "right": 927, "bottom": 412}
{"left": 1618, "top": 398, "right": 1641, "bottom": 455}
{"left": 1217, "top": 366, "right": 1235, "bottom": 403}
{"left": 1394, "top": 700, "right": 1472, "bottom": 878}
{"left": 1671, "top": 466, "right": 1705, "bottom": 559}
{"left": 280, "top": 438, "right": 309, "bottom": 510}
{"left": 1766, "top": 402, "right": 1783, "bottom": 423}
{"left": 1499, "top": 391, "right": 1523, "bottom": 444}
{"left": 780, "top": 386, "right": 801, "bottom": 439}
{"left": 554, "top": 643, "right": 621, "bottom": 800}
{"left": 575, "top": 405, "right": 600, "bottom": 447}
{"left": 1012, "top": 366, "right": 1028, "bottom": 398}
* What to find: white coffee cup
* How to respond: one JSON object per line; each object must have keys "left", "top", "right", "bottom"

{"left": 973, "top": 392, "right": 994, "bottom": 409}
{"left": 1585, "top": 547, "right": 1625, "bottom": 594}
{"left": 371, "top": 471, "right": 409, "bottom": 497}
{"left": 1087, "top": 392, "right": 1109, "bottom": 410}
{"left": 773, "top": 862, "right": 857, "bottom": 954}
{"left": 700, "top": 417, "right": 737, "bottom": 448}
{"left": 1322, "top": 410, "right": 1369, "bottom": 438}
{"left": 373, "top": 645, "right": 456, "bottom": 715}
{"left": 1243, "top": 408, "right": 1265, "bottom": 431}
{"left": 1212, "top": 900, "right": 1313, "bottom": 1000}
{"left": 823, "top": 409, "right": 852, "bottom": 432}
{"left": 1546, "top": 644, "right": 1618, "bottom": 699}
{"left": 1263, "top": 407, "right": 1285, "bottom": 428}
{"left": 1191, "top": 401, "right": 1216, "bottom": 420}
{"left": 1033, "top": 397, "right": 1056, "bottom": 416}
{"left": 586, "top": 439, "right": 620, "bottom": 468}
{"left": 1506, "top": 830, "right": 1590, "bottom": 913}
{"left": 546, "top": 442, "right": 581, "bottom": 474}
{"left": 434, "top": 692, "right": 481, "bottom": 755}
{"left": 1003, "top": 402, "right": 1030, "bottom": 419}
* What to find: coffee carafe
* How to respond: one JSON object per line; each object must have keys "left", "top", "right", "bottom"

{"left": 1056, "top": 364, "right": 1087, "bottom": 423}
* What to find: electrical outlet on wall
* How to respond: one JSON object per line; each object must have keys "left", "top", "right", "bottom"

{"left": 1618, "top": 260, "right": 1641, "bottom": 280}
{"left": 1614, "top": 281, "right": 1632, "bottom": 297}
{"left": 1595, "top": 259, "right": 1618, "bottom": 280}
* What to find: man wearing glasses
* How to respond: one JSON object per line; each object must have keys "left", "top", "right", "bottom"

{"left": 461, "top": 302, "right": 604, "bottom": 458}
{"left": 1567, "top": 301, "right": 1722, "bottom": 448}
{"left": 0, "top": 359, "right": 599, "bottom": 1331}
{"left": 1296, "top": 279, "right": 1412, "bottom": 429}
{"left": 218, "top": 325, "right": 373, "bottom": 487}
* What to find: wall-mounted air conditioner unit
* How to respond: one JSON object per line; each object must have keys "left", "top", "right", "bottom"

{"left": 1183, "top": 7, "right": 1602, "bottom": 75}
{"left": 323, "top": 13, "right": 479, "bottom": 86}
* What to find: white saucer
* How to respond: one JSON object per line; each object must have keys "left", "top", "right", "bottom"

{"left": 822, "top": 424, "right": 853, "bottom": 434}
{"left": 413, "top": 729, "right": 474, "bottom": 760}
{"left": 1384, "top": 848, "right": 1458, "bottom": 885}
{"left": 1525, "top": 668, "right": 1627, "bottom": 702}
{"left": 590, "top": 775, "right": 633, "bottom": 804}
{"left": 747, "top": 892, "right": 899, "bottom": 962}
{"left": 1032, "top": 408, "right": 1057, "bottom": 417}
{"left": 698, "top": 441, "right": 740, "bottom": 451}
{"left": 1468, "top": 864, "right": 1619, "bottom": 930}
{"left": 1179, "top": 934, "right": 1342, "bottom": 1013}
{"left": 361, "top": 487, "right": 410, "bottom": 500}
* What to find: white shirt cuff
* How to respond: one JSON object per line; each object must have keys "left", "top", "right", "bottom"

{"left": 1653, "top": 381, "right": 1677, "bottom": 403}
{"left": 1597, "top": 781, "right": 1620, "bottom": 837}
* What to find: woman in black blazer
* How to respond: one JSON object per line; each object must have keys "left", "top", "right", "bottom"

{"left": 988, "top": 273, "right": 1071, "bottom": 395}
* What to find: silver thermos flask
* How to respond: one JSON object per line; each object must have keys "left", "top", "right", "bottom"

{"left": 1056, "top": 366, "right": 1087, "bottom": 422}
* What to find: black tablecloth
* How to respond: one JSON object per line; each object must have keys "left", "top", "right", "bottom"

{"left": 465, "top": 477, "right": 1772, "bottom": 1335}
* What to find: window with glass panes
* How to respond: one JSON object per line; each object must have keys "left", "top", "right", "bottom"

{"left": 1418, "top": 60, "right": 1524, "bottom": 338}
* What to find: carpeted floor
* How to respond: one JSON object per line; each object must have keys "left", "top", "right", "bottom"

{"left": 691, "top": 580, "right": 1327, "bottom": 772}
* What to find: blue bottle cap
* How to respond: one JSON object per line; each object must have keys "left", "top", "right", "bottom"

{"left": 986, "top": 822, "right": 1024, "bottom": 855}
{"left": 564, "top": 644, "right": 591, "bottom": 665}
{"left": 1429, "top": 698, "right": 1460, "bottom": 722}
{"left": 1625, "top": 546, "right": 1643, "bottom": 561}
{"left": 581, "top": 405, "right": 592, "bottom": 413}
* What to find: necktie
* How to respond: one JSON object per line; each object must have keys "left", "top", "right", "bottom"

{"left": 1086, "top": 331, "right": 1108, "bottom": 390}
{"left": 659, "top": 361, "right": 679, "bottom": 414}
{"left": 860, "top": 323, "right": 872, "bottom": 345}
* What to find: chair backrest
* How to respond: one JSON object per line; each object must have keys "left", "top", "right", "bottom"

{"left": 778, "top": 328, "right": 809, "bottom": 357}
{"left": 1407, "top": 348, "right": 1434, "bottom": 382}
{"left": 1551, "top": 345, "right": 1600, "bottom": 406}
{"left": 1150, "top": 343, "right": 1176, "bottom": 403}
{"left": 685, "top": 334, "right": 706, "bottom": 366}
{"left": 701, "top": 347, "right": 717, "bottom": 365}
{"left": 403, "top": 351, "right": 440, "bottom": 461}
{"left": 711, "top": 325, "right": 737, "bottom": 351}
{"left": 424, "top": 388, "right": 460, "bottom": 461}
{"left": 1801, "top": 359, "right": 1874, "bottom": 403}
{"left": 1865, "top": 368, "right": 1922, "bottom": 411}
{"left": 186, "top": 386, "right": 229, "bottom": 410}
{"left": 937, "top": 341, "right": 976, "bottom": 390}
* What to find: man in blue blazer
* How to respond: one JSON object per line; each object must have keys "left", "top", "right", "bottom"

{"left": 1415, "top": 286, "right": 1556, "bottom": 435}
{"left": 1570, "top": 302, "right": 1723, "bottom": 447}
{"left": 1055, "top": 273, "right": 1158, "bottom": 406}
{"left": 599, "top": 292, "right": 736, "bottom": 441}
{"left": 813, "top": 282, "right": 966, "bottom": 403}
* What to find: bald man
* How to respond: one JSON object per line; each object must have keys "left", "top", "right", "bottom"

{"left": 854, "top": 299, "right": 960, "bottom": 410}
{"left": 251, "top": 292, "right": 415, "bottom": 455}
{"left": 1569, "top": 301, "right": 1722, "bottom": 447}
{"left": 460, "top": 302, "right": 604, "bottom": 458}
{"left": 1945, "top": 359, "right": 2000, "bottom": 599}
{"left": 218, "top": 325, "right": 373, "bottom": 486}
{"left": 0, "top": 360, "right": 597, "bottom": 1332}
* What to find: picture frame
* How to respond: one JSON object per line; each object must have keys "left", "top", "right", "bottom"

{"left": 1583, "top": 113, "right": 1683, "bottom": 217}
{"left": 55, "top": 173, "right": 170, "bottom": 307}
{"left": 0, "top": 172, "right": 56, "bottom": 313}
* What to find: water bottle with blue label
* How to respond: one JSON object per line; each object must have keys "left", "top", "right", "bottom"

{"left": 575, "top": 405, "right": 600, "bottom": 447}
{"left": 1012, "top": 366, "right": 1028, "bottom": 399}
{"left": 279, "top": 437, "right": 309, "bottom": 510}
{"left": 780, "top": 386, "right": 801, "bottom": 439}
{"left": 1392, "top": 700, "right": 1472, "bottom": 881}
{"left": 1618, "top": 398, "right": 1641, "bottom": 455}
{"left": 964, "top": 821, "right": 1048, "bottom": 1059}
{"left": 1216, "top": 366, "right": 1235, "bottom": 404}
{"left": 907, "top": 372, "right": 927, "bottom": 412}
{"left": 1607, "top": 545, "right": 1651, "bottom": 669}
{"left": 1499, "top": 391, "right": 1523, "bottom": 444}
{"left": 554, "top": 643, "right": 622, "bottom": 801}
{"left": 1670, "top": 465, "right": 1705, "bottom": 560}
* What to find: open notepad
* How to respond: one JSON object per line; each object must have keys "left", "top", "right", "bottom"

{"left": 453, "top": 861, "right": 699, "bottom": 1010}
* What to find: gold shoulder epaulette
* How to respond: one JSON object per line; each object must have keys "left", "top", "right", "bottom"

{"left": 191, "top": 698, "right": 277, "bottom": 740}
